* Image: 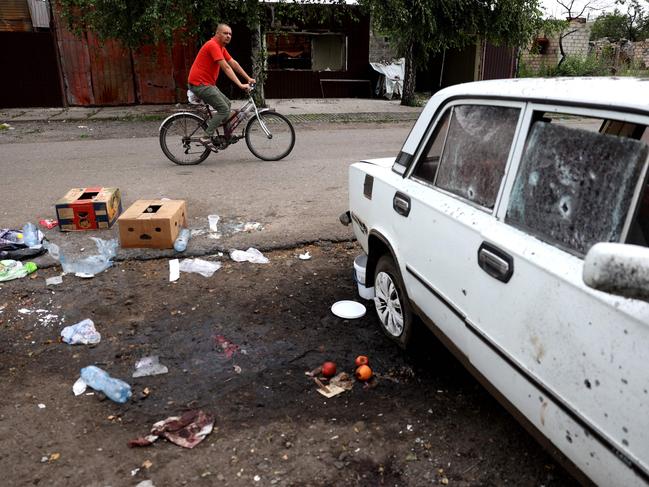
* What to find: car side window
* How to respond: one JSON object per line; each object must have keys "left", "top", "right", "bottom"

{"left": 506, "top": 118, "right": 649, "bottom": 255}
{"left": 412, "top": 109, "right": 451, "bottom": 184}
{"left": 434, "top": 105, "right": 520, "bottom": 209}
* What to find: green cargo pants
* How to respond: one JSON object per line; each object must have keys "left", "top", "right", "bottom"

{"left": 188, "top": 84, "right": 231, "bottom": 136}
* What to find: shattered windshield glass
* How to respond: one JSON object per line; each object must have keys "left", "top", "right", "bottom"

{"left": 506, "top": 122, "right": 649, "bottom": 255}
{"left": 435, "top": 105, "right": 519, "bottom": 209}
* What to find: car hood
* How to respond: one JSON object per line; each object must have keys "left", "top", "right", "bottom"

{"left": 358, "top": 157, "right": 395, "bottom": 168}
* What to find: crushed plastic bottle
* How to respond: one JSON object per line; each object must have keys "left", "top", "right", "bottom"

{"left": 44, "top": 238, "right": 117, "bottom": 276}
{"left": 22, "top": 223, "right": 39, "bottom": 247}
{"left": 173, "top": 228, "right": 191, "bottom": 252}
{"left": 80, "top": 365, "right": 132, "bottom": 404}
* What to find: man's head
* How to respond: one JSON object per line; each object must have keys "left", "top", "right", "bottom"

{"left": 215, "top": 24, "right": 232, "bottom": 46}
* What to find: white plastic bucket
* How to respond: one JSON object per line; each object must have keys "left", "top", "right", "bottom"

{"left": 354, "top": 254, "right": 375, "bottom": 300}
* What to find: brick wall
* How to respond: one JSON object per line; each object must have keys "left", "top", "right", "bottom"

{"left": 633, "top": 40, "right": 649, "bottom": 68}
{"left": 369, "top": 28, "right": 398, "bottom": 63}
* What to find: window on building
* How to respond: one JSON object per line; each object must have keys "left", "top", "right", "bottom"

{"left": 266, "top": 32, "right": 346, "bottom": 71}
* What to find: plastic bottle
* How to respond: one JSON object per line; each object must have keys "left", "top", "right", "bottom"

{"left": 22, "top": 222, "right": 39, "bottom": 247}
{"left": 80, "top": 365, "right": 132, "bottom": 404}
{"left": 174, "top": 228, "right": 191, "bottom": 252}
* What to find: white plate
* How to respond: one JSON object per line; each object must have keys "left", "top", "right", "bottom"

{"left": 331, "top": 300, "right": 366, "bottom": 319}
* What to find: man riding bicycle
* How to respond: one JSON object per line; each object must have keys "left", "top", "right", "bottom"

{"left": 187, "top": 23, "right": 255, "bottom": 147}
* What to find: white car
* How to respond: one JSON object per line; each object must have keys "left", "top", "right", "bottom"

{"left": 344, "top": 77, "right": 649, "bottom": 485}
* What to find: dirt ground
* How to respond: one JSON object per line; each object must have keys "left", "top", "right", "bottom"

{"left": 0, "top": 242, "right": 577, "bottom": 487}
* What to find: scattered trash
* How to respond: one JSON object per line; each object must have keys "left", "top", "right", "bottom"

{"left": 230, "top": 247, "right": 269, "bottom": 264}
{"left": 331, "top": 300, "right": 366, "bottom": 319}
{"left": 45, "top": 238, "right": 118, "bottom": 277}
{"left": 39, "top": 219, "right": 58, "bottom": 229}
{"left": 135, "top": 481, "right": 156, "bottom": 487}
{"left": 22, "top": 223, "right": 40, "bottom": 247}
{"left": 214, "top": 335, "right": 239, "bottom": 359}
{"left": 173, "top": 228, "right": 191, "bottom": 252}
{"left": 169, "top": 259, "right": 180, "bottom": 282}
{"left": 128, "top": 410, "right": 214, "bottom": 449}
{"left": 80, "top": 365, "right": 132, "bottom": 404}
{"left": 0, "top": 229, "right": 45, "bottom": 260}
{"left": 179, "top": 258, "right": 222, "bottom": 277}
{"left": 298, "top": 251, "right": 312, "bottom": 260}
{"left": 61, "top": 319, "right": 101, "bottom": 345}
{"left": 48, "top": 452, "right": 61, "bottom": 462}
{"left": 37, "top": 403, "right": 46, "bottom": 409}
{"left": 0, "top": 260, "right": 37, "bottom": 282}
{"left": 142, "top": 459, "right": 153, "bottom": 469}
{"left": 16, "top": 307, "right": 63, "bottom": 327}
{"left": 315, "top": 372, "right": 354, "bottom": 398}
{"left": 133, "top": 356, "right": 169, "bottom": 378}
{"left": 0, "top": 123, "right": 13, "bottom": 130}
{"left": 72, "top": 377, "right": 87, "bottom": 396}
{"left": 45, "top": 275, "right": 63, "bottom": 286}
{"left": 233, "top": 365, "right": 242, "bottom": 374}
{"left": 208, "top": 214, "right": 220, "bottom": 232}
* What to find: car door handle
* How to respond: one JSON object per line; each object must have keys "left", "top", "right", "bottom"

{"left": 478, "top": 242, "right": 514, "bottom": 283}
{"left": 393, "top": 192, "right": 411, "bottom": 217}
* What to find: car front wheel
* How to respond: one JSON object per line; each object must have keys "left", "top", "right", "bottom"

{"left": 374, "top": 254, "right": 413, "bottom": 349}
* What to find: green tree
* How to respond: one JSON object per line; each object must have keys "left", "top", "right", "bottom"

{"left": 590, "top": 2, "right": 649, "bottom": 41}
{"left": 360, "top": 0, "right": 543, "bottom": 106}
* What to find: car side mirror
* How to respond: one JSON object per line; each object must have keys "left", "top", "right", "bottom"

{"left": 583, "top": 243, "right": 649, "bottom": 302}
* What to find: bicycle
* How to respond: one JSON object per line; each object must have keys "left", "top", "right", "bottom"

{"left": 159, "top": 85, "right": 296, "bottom": 165}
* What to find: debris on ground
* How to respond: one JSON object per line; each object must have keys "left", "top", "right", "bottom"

{"left": 0, "top": 260, "right": 37, "bottom": 282}
{"left": 208, "top": 214, "right": 220, "bottom": 232}
{"left": 45, "top": 275, "right": 63, "bottom": 286}
{"left": 298, "top": 251, "right": 311, "bottom": 260}
{"left": 61, "top": 318, "right": 101, "bottom": 345}
{"left": 72, "top": 377, "right": 87, "bottom": 396}
{"left": 315, "top": 372, "right": 354, "bottom": 398}
{"left": 80, "top": 365, "right": 132, "bottom": 404}
{"left": 214, "top": 335, "right": 240, "bottom": 359}
{"left": 128, "top": 410, "right": 214, "bottom": 449}
{"left": 45, "top": 237, "right": 118, "bottom": 277}
{"left": 230, "top": 247, "right": 269, "bottom": 264}
{"left": 132, "top": 355, "right": 169, "bottom": 377}
{"left": 39, "top": 219, "right": 58, "bottom": 229}
{"left": 169, "top": 259, "right": 180, "bottom": 282}
{"left": 179, "top": 258, "right": 221, "bottom": 277}
{"left": 330, "top": 300, "right": 366, "bottom": 319}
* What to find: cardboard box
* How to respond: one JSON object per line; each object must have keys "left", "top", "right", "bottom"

{"left": 56, "top": 187, "right": 122, "bottom": 231}
{"left": 118, "top": 200, "right": 187, "bottom": 249}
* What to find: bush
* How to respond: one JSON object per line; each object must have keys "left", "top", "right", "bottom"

{"left": 518, "top": 53, "right": 649, "bottom": 78}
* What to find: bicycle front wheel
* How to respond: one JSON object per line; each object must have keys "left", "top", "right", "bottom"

{"left": 160, "top": 113, "right": 211, "bottom": 165}
{"left": 245, "top": 112, "right": 295, "bottom": 161}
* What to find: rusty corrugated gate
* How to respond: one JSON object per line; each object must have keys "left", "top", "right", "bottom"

{"left": 480, "top": 43, "right": 517, "bottom": 80}
{"left": 53, "top": 7, "right": 196, "bottom": 106}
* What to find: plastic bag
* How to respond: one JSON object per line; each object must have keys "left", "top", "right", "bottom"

{"left": 61, "top": 318, "right": 101, "bottom": 345}
{"left": 230, "top": 247, "right": 269, "bottom": 264}
{"left": 46, "top": 238, "right": 118, "bottom": 276}
{"left": 179, "top": 258, "right": 222, "bottom": 277}
{"left": 0, "top": 260, "right": 37, "bottom": 281}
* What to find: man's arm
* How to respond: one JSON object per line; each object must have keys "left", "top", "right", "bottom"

{"left": 228, "top": 58, "right": 255, "bottom": 84}
{"left": 218, "top": 59, "right": 251, "bottom": 90}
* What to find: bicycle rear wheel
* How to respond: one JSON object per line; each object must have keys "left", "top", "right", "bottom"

{"left": 245, "top": 112, "right": 295, "bottom": 161}
{"left": 160, "top": 113, "right": 211, "bottom": 165}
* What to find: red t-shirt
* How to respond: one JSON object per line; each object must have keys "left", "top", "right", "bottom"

{"left": 188, "top": 37, "right": 232, "bottom": 86}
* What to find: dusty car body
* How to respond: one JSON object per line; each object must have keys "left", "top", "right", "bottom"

{"left": 345, "top": 77, "right": 649, "bottom": 485}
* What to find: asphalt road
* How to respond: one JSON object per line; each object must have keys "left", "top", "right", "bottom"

{"left": 0, "top": 124, "right": 411, "bottom": 258}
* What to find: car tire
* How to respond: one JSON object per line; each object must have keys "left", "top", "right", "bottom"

{"left": 373, "top": 254, "right": 413, "bottom": 349}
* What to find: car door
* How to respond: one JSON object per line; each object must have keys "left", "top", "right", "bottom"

{"left": 464, "top": 104, "right": 649, "bottom": 485}
{"left": 390, "top": 100, "right": 524, "bottom": 355}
